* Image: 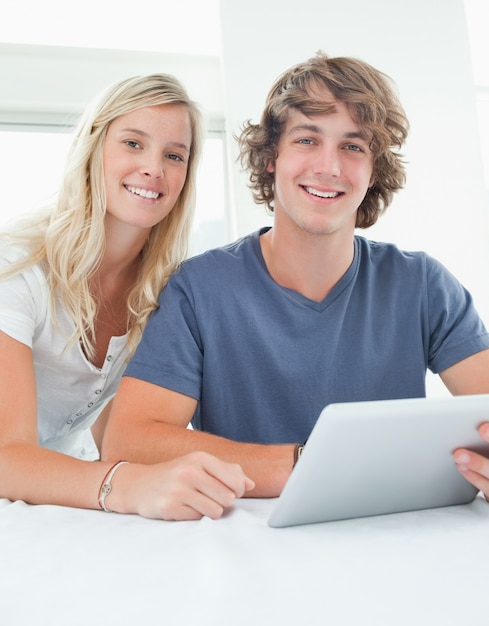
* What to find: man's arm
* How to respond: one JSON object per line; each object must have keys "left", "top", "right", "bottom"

{"left": 441, "top": 349, "right": 489, "bottom": 499}
{"left": 440, "top": 348, "right": 489, "bottom": 395}
{"left": 102, "top": 376, "right": 296, "bottom": 498}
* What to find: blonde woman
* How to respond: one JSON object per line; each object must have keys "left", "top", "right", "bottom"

{"left": 0, "top": 74, "right": 253, "bottom": 520}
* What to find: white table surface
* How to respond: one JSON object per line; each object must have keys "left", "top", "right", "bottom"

{"left": 1, "top": 495, "right": 489, "bottom": 626}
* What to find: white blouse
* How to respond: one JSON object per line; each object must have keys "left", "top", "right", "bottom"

{"left": 0, "top": 247, "right": 129, "bottom": 459}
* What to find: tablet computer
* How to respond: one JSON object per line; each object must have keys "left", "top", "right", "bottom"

{"left": 268, "top": 394, "right": 489, "bottom": 528}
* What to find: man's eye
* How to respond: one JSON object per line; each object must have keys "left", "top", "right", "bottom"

{"left": 345, "top": 144, "right": 362, "bottom": 152}
{"left": 297, "top": 138, "right": 314, "bottom": 145}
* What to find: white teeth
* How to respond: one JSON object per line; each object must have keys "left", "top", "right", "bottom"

{"left": 304, "top": 186, "right": 340, "bottom": 199}
{"left": 126, "top": 185, "right": 160, "bottom": 199}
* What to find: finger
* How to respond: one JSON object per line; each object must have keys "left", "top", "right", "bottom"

{"left": 137, "top": 495, "right": 206, "bottom": 521}
{"left": 181, "top": 489, "right": 227, "bottom": 520}
{"left": 152, "top": 480, "right": 228, "bottom": 520}
{"left": 162, "top": 503, "right": 208, "bottom": 522}
{"left": 159, "top": 457, "right": 240, "bottom": 515}
{"left": 142, "top": 483, "right": 222, "bottom": 521}
{"left": 453, "top": 448, "right": 489, "bottom": 497}
{"left": 479, "top": 422, "right": 489, "bottom": 441}
{"left": 193, "top": 469, "right": 240, "bottom": 509}
{"left": 244, "top": 476, "right": 256, "bottom": 493}
{"left": 195, "top": 452, "right": 255, "bottom": 498}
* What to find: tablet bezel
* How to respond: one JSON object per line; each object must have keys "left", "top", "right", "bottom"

{"left": 268, "top": 394, "right": 489, "bottom": 528}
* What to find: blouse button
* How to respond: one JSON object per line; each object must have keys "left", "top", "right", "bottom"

{"left": 88, "top": 402, "right": 93, "bottom": 408}
{"left": 106, "top": 355, "right": 113, "bottom": 362}
{"left": 95, "top": 389, "right": 102, "bottom": 395}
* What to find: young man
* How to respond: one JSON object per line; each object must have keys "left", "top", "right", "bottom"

{"left": 103, "top": 52, "right": 489, "bottom": 500}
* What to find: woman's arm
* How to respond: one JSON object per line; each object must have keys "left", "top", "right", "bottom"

{"left": 0, "top": 331, "right": 253, "bottom": 519}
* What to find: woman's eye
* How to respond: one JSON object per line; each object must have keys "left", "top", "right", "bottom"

{"left": 125, "top": 140, "right": 142, "bottom": 149}
{"left": 167, "top": 153, "right": 185, "bottom": 162}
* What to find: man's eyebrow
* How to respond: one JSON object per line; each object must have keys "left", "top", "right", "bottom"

{"left": 287, "top": 123, "right": 322, "bottom": 135}
{"left": 118, "top": 127, "right": 190, "bottom": 152}
{"left": 344, "top": 130, "right": 371, "bottom": 142}
{"left": 287, "top": 123, "right": 370, "bottom": 142}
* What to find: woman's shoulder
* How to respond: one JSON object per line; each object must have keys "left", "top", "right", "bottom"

{"left": 0, "top": 244, "right": 47, "bottom": 283}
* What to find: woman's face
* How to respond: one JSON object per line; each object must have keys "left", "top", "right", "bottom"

{"left": 103, "top": 103, "right": 192, "bottom": 234}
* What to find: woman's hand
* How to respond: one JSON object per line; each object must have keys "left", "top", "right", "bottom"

{"left": 106, "top": 451, "right": 255, "bottom": 520}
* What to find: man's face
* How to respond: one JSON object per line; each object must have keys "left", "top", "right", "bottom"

{"left": 267, "top": 95, "right": 374, "bottom": 239}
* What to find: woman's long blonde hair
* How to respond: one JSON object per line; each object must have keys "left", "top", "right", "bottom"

{"left": 0, "top": 73, "right": 203, "bottom": 358}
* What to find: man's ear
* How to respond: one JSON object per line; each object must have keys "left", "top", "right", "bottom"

{"left": 266, "top": 161, "right": 275, "bottom": 173}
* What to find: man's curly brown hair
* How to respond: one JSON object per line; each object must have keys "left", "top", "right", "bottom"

{"left": 238, "top": 51, "right": 409, "bottom": 229}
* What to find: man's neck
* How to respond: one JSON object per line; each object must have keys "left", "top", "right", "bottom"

{"left": 259, "top": 226, "right": 355, "bottom": 302}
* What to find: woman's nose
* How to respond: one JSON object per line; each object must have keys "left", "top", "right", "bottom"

{"left": 141, "top": 154, "right": 164, "bottom": 178}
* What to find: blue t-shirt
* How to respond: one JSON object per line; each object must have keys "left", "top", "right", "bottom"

{"left": 125, "top": 229, "right": 489, "bottom": 444}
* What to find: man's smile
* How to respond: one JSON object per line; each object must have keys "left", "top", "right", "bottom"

{"left": 301, "top": 185, "right": 343, "bottom": 199}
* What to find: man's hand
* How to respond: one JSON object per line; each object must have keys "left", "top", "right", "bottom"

{"left": 454, "top": 422, "right": 489, "bottom": 500}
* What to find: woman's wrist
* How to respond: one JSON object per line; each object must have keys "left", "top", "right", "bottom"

{"left": 98, "top": 460, "right": 129, "bottom": 512}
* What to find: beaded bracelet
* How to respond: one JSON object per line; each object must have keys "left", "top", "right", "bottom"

{"left": 98, "top": 460, "right": 128, "bottom": 512}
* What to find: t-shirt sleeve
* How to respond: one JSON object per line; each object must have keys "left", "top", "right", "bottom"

{"left": 0, "top": 254, "right": 48, "bottom": 348}
{"left": 426, "top": 255, "right": 489, "bottom": 373}
{"left": 124, "top": 269, "right": 203, "bottom": 400}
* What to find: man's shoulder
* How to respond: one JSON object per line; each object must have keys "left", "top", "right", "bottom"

{"left": 355, "top": 237, "right": 450, "bottom": 294}
{"left": 180, "top": 230, "right": 262, "bottom": 275}
{"left": 357, "top": 236, "right": 430, "bottom": 266}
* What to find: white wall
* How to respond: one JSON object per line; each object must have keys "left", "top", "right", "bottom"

{"left": 218, "top": 0, "right": 489, "bottom": 327}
